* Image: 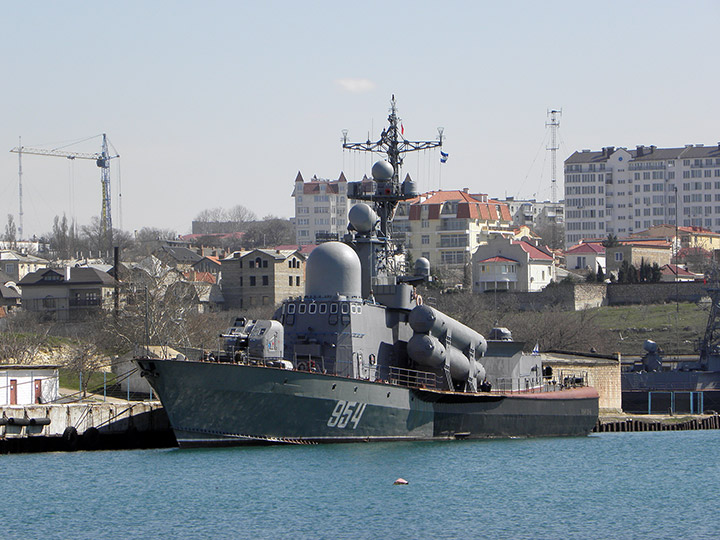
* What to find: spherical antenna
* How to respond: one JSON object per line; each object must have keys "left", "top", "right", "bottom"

{"left": 372, "top": 160, "right": 393, "bottom": 181}
{"left": 348, "top": 203, "right": 377, "bottom": 234}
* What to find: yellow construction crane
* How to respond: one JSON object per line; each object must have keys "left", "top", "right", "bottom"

{"left": 10, "top": 133, "right": 119, "bottom": 252}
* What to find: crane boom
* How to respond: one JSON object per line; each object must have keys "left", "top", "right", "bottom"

{"left": 9, "top": 133, "right": 119, "bottom": 255}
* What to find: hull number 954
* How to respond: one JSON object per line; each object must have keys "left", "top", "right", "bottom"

{"left": 327, "top": 400, "right": 367, "bottom": 429}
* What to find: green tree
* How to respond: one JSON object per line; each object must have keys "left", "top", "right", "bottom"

{"left": 602, "top": 233, "right": 620, "bottom": 248}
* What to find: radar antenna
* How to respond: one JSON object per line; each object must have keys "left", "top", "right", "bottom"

{"left": 342, "top": 95, "right": 443, "bottom": 238}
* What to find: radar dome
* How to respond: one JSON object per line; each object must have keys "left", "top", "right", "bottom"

{"left": 372, "top": 160, "right": 393, "bottom": 181}
{"left": 305, "top": 242, "right": 362, "bottom": 299}
{"left": 348, "top": 203, "right": 378, "bottom": 234}
{"left": 414, "top": 257, "right": 430, "bottom": 278}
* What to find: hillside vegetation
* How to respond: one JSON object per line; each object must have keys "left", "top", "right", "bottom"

{"left": 431, "top": 290, "right": 709, "bottom": 357}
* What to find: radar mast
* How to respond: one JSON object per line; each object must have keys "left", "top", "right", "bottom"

{"left": 342, "top": 95, "right": 444, "bottom": 239}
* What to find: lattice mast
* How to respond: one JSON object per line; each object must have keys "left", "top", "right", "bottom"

{"left": 17, "top": 137, "right": 23, "bottom": 240}
{"left": 342, "top": 95, "right": 443, "bottom": 239}
{"left": 546, "top": 109, "right": 561, "bottom": 203}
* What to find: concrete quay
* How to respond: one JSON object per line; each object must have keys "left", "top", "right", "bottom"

{"left": 0, "top": 400, "right": 175, "bottom": 453}
{"left": 595, "top": 413, "right": 720, "bottom": 433}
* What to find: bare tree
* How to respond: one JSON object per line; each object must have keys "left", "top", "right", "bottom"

{"left": 4, "top": 214, "right": 17, "bottom": 247}
{"left": 227, "top": 205, "right": 257, "bottom": 224}
{"left": 0, "top": 312, "right": 51, "bottom": 364}
{"left": 242, "top": 216, "right": 294, "bottom": 248}
{"left": 195, "top": 207, "right": 228, "bottom": 222}
{"left": 63, "top": 338, "right": 105, "bottom": 398}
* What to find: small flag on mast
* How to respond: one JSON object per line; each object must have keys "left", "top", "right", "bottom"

{"left": 532, "top": 343, "right": 539, "bottom": 355}
{"left": 440, "top": 150, "right": 449, "bottom": 163}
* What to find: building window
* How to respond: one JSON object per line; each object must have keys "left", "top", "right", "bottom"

{"left": 262, "top": 275, "right": 269, "bottom": 286}
{"left": 296, "top": 276, "right": 300, "bottom": 286}
{"left": 250, "top": 276, "right": 256, "bottom": 286}
{"left": 289, "top": 276, "right": 293, "bottom": 286}
{"left": 421, "top": 235, "right": 430, "bottom": 245}
{"left": 615, "top": 252, "right": 623, "bottom": 262}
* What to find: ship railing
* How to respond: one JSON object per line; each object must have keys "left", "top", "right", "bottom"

{"left": 388, "top": 366, "right": 441, "bottom": 390}
{"left": 492, "top": 371, "right": 589, "bottom": 393}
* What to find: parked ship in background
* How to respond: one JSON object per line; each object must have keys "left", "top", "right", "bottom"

{"left": 622, "top": 288, "right": 720, "bottom": 414}
{"left": 137, "top": 97, "right": 599, "bottom": 447}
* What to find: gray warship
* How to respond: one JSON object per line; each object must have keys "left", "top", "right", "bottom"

{"left": 137, "top": 98, "right": 599, "bottom": 447}
{"left": 622, "top": 288, "right": 720, "bottom": 413}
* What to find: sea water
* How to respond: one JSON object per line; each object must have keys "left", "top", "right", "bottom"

{"left": 2, "top": 431, "right": 718, "bottom": 540}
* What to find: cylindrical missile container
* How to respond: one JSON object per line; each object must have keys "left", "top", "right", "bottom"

{"left": 407, "top": 333, "right": 485, "bottom": 382}
{"left": 408, "top": 305, "right": 487, "bottom": 358}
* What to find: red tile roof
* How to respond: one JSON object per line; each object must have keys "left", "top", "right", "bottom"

{"left": 661, "top": 264, "right": 696, "bottom": 277}
{"left": 619, "top": 239, "right": 672, "bottom": 248}
{"left": 407, "top": 190, "right": 511, "bottom": 221}
{"left": 565, "top": 242, "right": 605, "bottom": 255}
{"left": 477, "top": 256, "right": 519, "bottom": 263}
{"left": 512, "top": 240, "right": 553, "bottom": 260}
{"left": 184, "top": 271, "right": 217, "bottom": 284}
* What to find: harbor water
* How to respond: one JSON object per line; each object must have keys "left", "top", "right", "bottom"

{"left": 3, "top": 431, "right": 718, "bottom": 540}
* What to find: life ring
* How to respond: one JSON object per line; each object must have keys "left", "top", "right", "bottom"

{"left": 416, "top": 294, "right": 423, "bottom": 306}
{"left": 369, "top": 354, "right": 376, "bottom": 365}
{"left": 297, "top": 362, "right": 307, "bottom": 371}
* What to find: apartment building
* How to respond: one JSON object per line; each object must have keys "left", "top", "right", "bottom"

{"left": 500, "top": 197, "right": 564, "bottom": 229}
{"left": 392, "top": 190, "right": 513, "bottom": 271}
{"left": 292, "top": 172, "right": 350, "bottom": 245}
{"left": 565, "top": 143, "right": 720, "bottom": 247}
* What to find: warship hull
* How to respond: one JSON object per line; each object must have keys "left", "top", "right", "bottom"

{"left": 137, "top": 359, "right": 599, "bottom": 447}
{"left": 622, "top": 371, "right": 720, "bottom": 413}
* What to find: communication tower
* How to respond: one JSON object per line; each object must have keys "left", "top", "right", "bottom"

{"left": 546, "top": 109, "right": 562, "bottom": 203}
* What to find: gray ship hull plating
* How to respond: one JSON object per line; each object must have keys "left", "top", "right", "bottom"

{"left": 138, "top": 359, "right": 599, "bottom": 447}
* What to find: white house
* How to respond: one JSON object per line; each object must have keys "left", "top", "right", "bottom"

{"left": 0, "top": 365, "right": 59, "bottom": 405}
{"left": 472, "top": 237, "right": 555, "bottom": 292}
{"left": 564, "top": 242, "right": 606, "bottom": 273}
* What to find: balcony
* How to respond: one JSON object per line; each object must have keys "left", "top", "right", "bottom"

{"left": 69, "top": 298, "right": 101, "bottom": 307}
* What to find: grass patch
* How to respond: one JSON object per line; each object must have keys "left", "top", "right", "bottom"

{"left": 586, "top": 302, "right": 708, "bottom": 355}
{"left": 59, "top": 369, "right": 118, "bottom": 393}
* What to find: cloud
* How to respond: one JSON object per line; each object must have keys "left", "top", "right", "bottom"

{"left": 336, "top": 78, "right": 376, "bottom": 93}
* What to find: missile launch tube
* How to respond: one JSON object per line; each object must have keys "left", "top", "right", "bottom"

{"left": 408, "top": 333, "right": 485, "bottom": 382}
{"left": 408, "top": 305, "right": 487, "bottom": 358}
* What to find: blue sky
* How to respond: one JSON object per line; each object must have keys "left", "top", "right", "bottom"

{"left": 2, "top": 1, "right": 719, "bottom": 238}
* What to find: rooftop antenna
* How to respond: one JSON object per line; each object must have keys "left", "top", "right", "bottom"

{"left": 546, "top": 109, "right": 562, "bottom": 203}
